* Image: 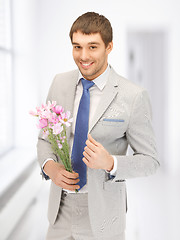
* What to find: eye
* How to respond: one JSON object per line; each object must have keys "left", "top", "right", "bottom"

{"left": 74, "top": 45, "right": 81, "bottom": 49}
{"left": 90, "top": 46, "right": 97, "bottom": 50}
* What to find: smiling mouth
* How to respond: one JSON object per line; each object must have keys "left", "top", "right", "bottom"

{"left": 80, "top": 62, "right": 94, "bottom": 68}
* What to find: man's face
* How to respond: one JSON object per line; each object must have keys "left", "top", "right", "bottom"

{"left": 72, "top": 31, "right": 113, "bottom": 80}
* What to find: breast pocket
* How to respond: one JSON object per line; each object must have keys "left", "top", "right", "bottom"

{"left": 102, "top": 118, "right": 125, "bottom": 127}
{"left": 94, "top": 117, "right": 127, "bottom": 142}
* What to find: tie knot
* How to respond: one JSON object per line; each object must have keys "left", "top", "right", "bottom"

{"left": 81, "top": 78, "right": 95, "bottom": 91}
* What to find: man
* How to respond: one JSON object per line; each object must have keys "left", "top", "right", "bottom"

{"left": 37, "top": 12, "right": 160, "bottom": 240}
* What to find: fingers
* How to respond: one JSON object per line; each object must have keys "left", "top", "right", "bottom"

{"left": 84, "top": 142, "right": 95, "bottom": 155}
{"left": 61, "top": 172, "right": 80, "bottom": 191}
{"left": 61, "top": 169, "right": 79, "bottom": 179}
{"left": 84, "top": 135, "right": 102, "bottom": 158}
{"left": 61, "top": 169, "right": 80, "bottom": 184}
{"left": 87, "top": 134, "right": 103, "bottom": 149}
{"left": 56, "top": 177, "right": 80, "bottom": 191}
{"left": 52, "top": 165, "right": 80, "bottom": 190}
{"left": 83, "top": 150, "right": 91, "bottom": 161}
{"left": 60, "top": 181, "right": 80, "bottom": 191}
{"left": 85, "top": 139, "right": 96, "bottom": 152}
{"left": 82, "top": 157, "right": 91, "bottom": 168}
{"left": 61, "top": 174, "right": 80, "bottom": 185}
{"left": 88, "top": 134, "right": 99, "bottom": 146}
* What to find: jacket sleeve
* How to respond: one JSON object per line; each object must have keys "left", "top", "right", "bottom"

{"left": 112, "top": 89, "right": 160, "bottom": 181}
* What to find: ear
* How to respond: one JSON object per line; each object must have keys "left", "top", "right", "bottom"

{"left": 106, "top": 41, "right": 113, "bottom": 54}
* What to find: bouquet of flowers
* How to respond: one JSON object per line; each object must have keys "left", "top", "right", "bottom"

{"left": 30, "top": 101, "right": 73, "bottom": 172}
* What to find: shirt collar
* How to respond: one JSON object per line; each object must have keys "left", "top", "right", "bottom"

{"left": 77, "top": 64, "right": 110, "bottom": 91}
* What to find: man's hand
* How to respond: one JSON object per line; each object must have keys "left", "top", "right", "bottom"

{"left": 83, "top": 134, "right": 114, "bottom": 171}
{"left": 43, "top": 161, "right": 80, "bottom": 191}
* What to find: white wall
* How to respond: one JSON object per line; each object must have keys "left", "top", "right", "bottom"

{"left": 12, "top": 0, "right": 40, "bottom": 147}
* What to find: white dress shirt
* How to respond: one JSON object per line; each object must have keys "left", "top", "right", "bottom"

{"left": 43, "top": 65, "right": 117, "bottom": 193}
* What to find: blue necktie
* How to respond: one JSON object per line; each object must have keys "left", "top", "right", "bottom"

{"left": 71, "top": 78, "right": 95, "bottom": 190}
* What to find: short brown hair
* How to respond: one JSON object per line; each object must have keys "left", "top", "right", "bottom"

{"left": 69, "top": 12, "right": 113, "bottom": 47}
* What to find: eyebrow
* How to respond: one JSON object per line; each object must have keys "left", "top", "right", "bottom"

{"left": 88, "top": 42, "right": 100, "bottom": 45}
{"left": 72, "top": 42, "right": 100, "bottom": 45}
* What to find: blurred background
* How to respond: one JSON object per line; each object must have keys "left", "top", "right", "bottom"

{"left": 0, "top": 0, "right": 180, "bottom": 239}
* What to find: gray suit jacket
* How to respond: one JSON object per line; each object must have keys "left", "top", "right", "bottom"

{"left": 37, "top": 66, "right": 160, "bottom": 238}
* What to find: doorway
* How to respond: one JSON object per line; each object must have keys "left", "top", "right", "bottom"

{"left": 127, "top": 30, "right": 168, "bottom": 166}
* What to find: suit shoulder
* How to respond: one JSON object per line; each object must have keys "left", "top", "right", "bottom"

{"left": 53, "top": 69, "right": 78, "bottom": 84}
{"left": 48, "top": 69, "right": 78, "bottom": 93}
{"left": 111, "top": 68, "right": 145, "bottom": 94}
{"left": 47, "top": 69, "right": 78, "bottom": 100}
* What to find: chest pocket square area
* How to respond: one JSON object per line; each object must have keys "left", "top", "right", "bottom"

{"left": 102, "top": 118, "right": 125, "bottom": 126}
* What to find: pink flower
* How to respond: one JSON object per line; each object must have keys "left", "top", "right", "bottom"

{"left": 60, "top": 136, "right": 66, "bottom": 143}
{"left": 29, "top": 110, "right": 38, "bottom": 116}
{"left": 51, "top": 122, "right": 63, "bottom": 135}
{"left": 42, "top": 129, "right": 49, "bottom": 139}
{"left": 48, "top": 112, "right": 59, "bottom": 124}
{"left": 37, "top": 119, "right": 48, "bottom": 129}
{"left": 56, "top": 140, "right": 62, "bottom": 149}
{"left": 40, "top": 110, "right": 52, "bottom": 119}
{"left": 59, "top": 111, "right": 73, "bottom": 127}
{"left": 52, "top": 105, "right": 64, "bottom": 115}
{"left": 41, "top": 101, "right": 56, "bottom": 111}
{"left": 30, "top": 101, "right": 58, "bottom": 119}
{"left": 36, "top": 106, "right": 43, "bottom": 115}
{"left": 47, "top": 101, "right": 56, "bottom": 109}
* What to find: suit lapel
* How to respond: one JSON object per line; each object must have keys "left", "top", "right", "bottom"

{"left": 89, "top": 68, "right": 118, "bottom": 133}
{"left": 66, "top": 70, "right": 79, "bottom": 140}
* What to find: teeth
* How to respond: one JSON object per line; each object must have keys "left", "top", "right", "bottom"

{"left": 82, "top": 63, "right": 91, "bottom": 66}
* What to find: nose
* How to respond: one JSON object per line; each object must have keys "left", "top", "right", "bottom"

{"left": 80, "top": 48, "right": 90, "bottom": 62}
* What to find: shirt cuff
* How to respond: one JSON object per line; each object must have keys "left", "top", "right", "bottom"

{"left": 41, "top": 158, "right": 55, "bottom": 180}
{"left": 105, "top": 155, "right": 117, "bottom": 176}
